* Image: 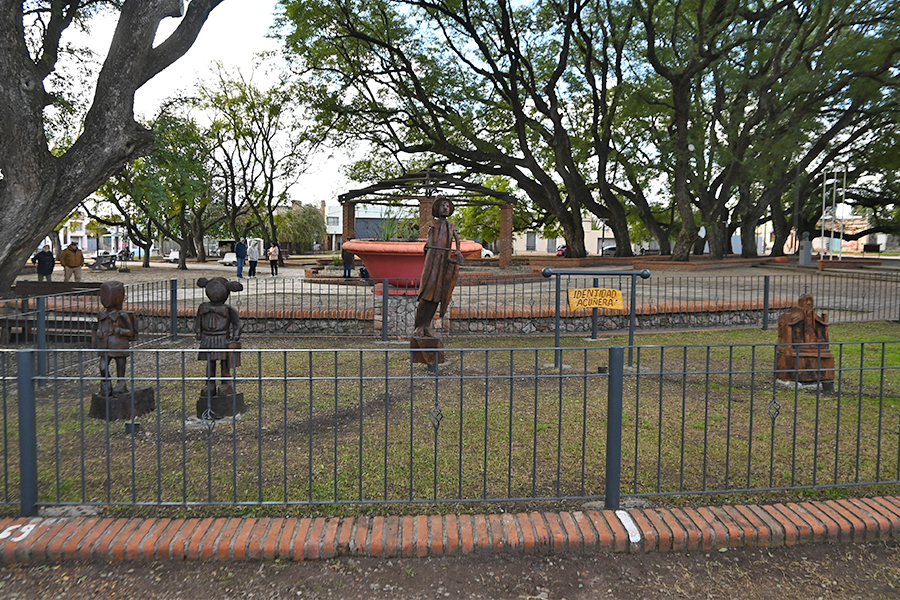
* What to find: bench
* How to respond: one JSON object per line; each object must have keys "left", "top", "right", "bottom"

{"left": 863, "top": 243, "right": 881, "bottom": 254}
{"left": 89, "top": 254, "right": 117, "bottom": 270}
{"left": 0, "top": 315, "right": 96, "bottom": 345}
{"left": 1, "top": 282, "right": 104, "bottom": 344}
{"left": 13, "top": 281, "right": 104, "bottom": 298}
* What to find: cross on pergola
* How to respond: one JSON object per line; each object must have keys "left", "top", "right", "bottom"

{"left": 338, "top": 170, "right": 517, "bottom": 268}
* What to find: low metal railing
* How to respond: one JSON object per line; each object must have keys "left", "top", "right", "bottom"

{"left": 2, "top": 339, "right": 898, "bottom": 516}
{"left": 1, "top": 271, "right": 897, "bottom": 355}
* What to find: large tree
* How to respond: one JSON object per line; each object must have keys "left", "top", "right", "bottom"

{"left": 279, "top": 0, "right": 900, "bottom": 260}
{"left": 0, "top": 0, "right": 226, "bottom": 293}
{"left": 198, "top": 65, "right": 319, "bottom": 246}
{"left": 278, "top": 0, "right": 607, "bottom": 257}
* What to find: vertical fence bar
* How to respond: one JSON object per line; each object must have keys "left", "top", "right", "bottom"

{"left": 381, "top": 279, "right": 389, "bottom": 341}
{"left": 169, "top": 279, "right": 178, "bottom": 339}
{"left": 628, "top": 275, "right": 638, "bottom": 365}
{"left": 16, "top": 351, "right": 39, "bottom": 517}
{"left": 591, "top": 277, "right": 599, "bottom": 339}
{"left": 35, "top": 297, "right": 46, "bottom": 379}
{"left": 605, "top": 345, "right": 624, "bottom": 510}
{"left": 762, "top": 276, "right": 771, "bottom": 331}
{"left": 554, "top": 273, "right": 562, "bottom": 367}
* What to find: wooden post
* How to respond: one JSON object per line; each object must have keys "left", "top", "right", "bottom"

{"left": 499, "top": 204, "right": 513, "bottom": 269}
{"left": 342, "top": 201, "right": 356, "bottom": 241}
{"left": 419, "top": 197, "right": 435, "bottom": 238}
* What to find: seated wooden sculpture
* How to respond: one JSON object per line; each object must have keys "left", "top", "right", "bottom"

{"left": 776, "top": 293, "right": 835, "bottom": 387}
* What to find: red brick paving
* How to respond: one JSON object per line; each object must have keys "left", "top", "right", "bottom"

{"left": 125, "top": 519, "right": 160, "bottom": 561}
{"left": 198, "top": 518, "right": 228, "bottom": 561}
{"left": 2, "top": 496, "right": 899, "bottom": 562}
{"left": 289, "top": 518, "right": 311, "bottom": 561}
{"left": 444, "top": 514, "right": 460, "bottom": 555}
{"left": 246, "top": 518, "right": 271, "bottom": 560}
{"left": 429, "top": 515, "right": 443, "bottom": 556}
{"left": 518, "top": 513, "right": 537, "bottom": 554}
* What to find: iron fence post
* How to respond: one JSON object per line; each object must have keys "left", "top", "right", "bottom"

{"left": 382, "top": 279, "right": 389, "bottom": 341}
{"left": 170, "top": 279, "right": 178, "bottom": 339}
{"left": 605, "top": 345, "right": 624, "bottom": 510}
{"left": 591, "top": 277, "right": 599, "bottom": 339}
{"left": 16, "top": 351, "right": 39, "bottom": 517}
{"left": 35, "top": 296, "right": 46, "bottom": 380}
{"left": 762, "top": 275, "right": 771, "bottom": 331}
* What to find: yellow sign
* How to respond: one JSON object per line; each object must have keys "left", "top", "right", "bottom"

{"left": 567, "top": 287, "right": 624, "bottom": 310}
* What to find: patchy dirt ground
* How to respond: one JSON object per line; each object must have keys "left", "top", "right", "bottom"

{"left": 2, "top": 541, "right": 899, "bottom": 600}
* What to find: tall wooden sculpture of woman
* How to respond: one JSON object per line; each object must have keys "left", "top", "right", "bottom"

{"left": 411, "top": 199, "right": 462, "bottom": 363}
{"left": 90, "top": 281, "right": 155, "bottom": 420}
{"left": 96, "top": 281, "right": 136, "bottom": 395}
{"left": 414, "top": 199, "right": 462, "bottom": 337}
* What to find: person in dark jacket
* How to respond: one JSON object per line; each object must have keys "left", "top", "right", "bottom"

{"left": 341, "top": 242, "right": 355, "bottom": 278}
{"left": 31, "top": 244, "right": 55, "bottom": 282}
{"left": 234, "top": 238, "right": 247, "bottom": 279}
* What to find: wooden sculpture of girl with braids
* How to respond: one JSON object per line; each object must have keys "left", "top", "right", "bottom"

{"left": 195, "top": 277, "right": 243, "bottom": 396}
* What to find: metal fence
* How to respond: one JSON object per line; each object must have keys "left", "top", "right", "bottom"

{"left": 1, "top": 272, "right": 897, "bottom": 354}
{"left": 2, "top": 338, "right": 898, "bottom": 516}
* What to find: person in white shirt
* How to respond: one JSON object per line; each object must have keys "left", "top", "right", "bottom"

{"left": 247, "top": 242, "right": 260, "bottom": 277}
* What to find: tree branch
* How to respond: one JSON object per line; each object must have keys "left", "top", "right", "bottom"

{"left": 140, "top": 0, "right": 226, "bottom": 86}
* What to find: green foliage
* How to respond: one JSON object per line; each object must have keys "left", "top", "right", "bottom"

{"left": 84, "top": 219, "right": 107, "bottom": 239}
{"left": 277, "top": 0, "right": 900, "bottom": 259}
{"left": 373, "top": 206, "right": 419, "bottom": 241}
{"left": 277, "top": 202, "right": 327, "bottom": 251}
{"left": 197, "top": 64, "right": 321, "bottom": 242}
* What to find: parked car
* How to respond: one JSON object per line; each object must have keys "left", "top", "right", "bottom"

{"left": 218, "top": 252, "right": 237, "bottom": 266}
{"left": 601, "top": 245, "right": 616, "bottom": 256}
{"left": 164, "top": 250, "right": 179, "bottom": 263}
{"left": 481, "top": 248, "right": 495, "bottom": 258}
{"left": 556, "top": 245, "right": 568, "bottom": 257}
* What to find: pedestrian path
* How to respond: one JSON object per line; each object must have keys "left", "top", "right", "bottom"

{"left": 1, "top": 496, "right": 898, "bottom": 562}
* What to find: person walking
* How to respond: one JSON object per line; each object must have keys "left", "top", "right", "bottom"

{"left": 234, "top": 238, "right": 247, "bottom": 278}
{"left": 267, "top": 241, "right": 280, "bottom": 276}
{"left": 247, "top": 241, "right": 259, "bottom": 277}
{"left": 59, "top": 241, "right": 84, "bottom": 282}
{"left": 31, "top": 244, "right": 55, "bottom": 282}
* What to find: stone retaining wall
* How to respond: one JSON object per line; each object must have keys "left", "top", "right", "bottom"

{"left": 135, "top": 295, "right": 790, "bottom": 339}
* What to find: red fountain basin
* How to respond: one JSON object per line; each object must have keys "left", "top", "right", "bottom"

{"left": 342, "top": 239, "right": 484, "bottom": 290}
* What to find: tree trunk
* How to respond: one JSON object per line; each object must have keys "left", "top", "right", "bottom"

{"left": 0, "top": 1, "right": 225, "bottom": 296}
{"left": 706, "top": 219, "right": 729, "bottom": 259}
{"left": 193, "top": 227, "right": 207, "bottom": 263}
{"left": 770, "top": 193, "right": 791, "bottom": 257}
{"left": 669, "top": 83, "right": 698, "bottom": 261}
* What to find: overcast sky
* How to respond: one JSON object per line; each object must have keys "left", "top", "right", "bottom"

{"left": 84, "top": 1, "right": 348, "bottom": 206}
{"left": 135, "top": 0, "right": 280, "bottom": 116}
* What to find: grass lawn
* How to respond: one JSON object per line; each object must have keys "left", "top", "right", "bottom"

{"left": 3, "top": 321, "right": 899, "bottom": 517}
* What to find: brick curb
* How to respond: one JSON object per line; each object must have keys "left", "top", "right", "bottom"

{"left": 1, "top": 496, "right": 898, "bottom": 562}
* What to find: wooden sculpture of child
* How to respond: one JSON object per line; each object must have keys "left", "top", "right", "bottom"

{"left": 96, "top": 281, "right": 136, "bottom": 395}
{"left": 195, "top": 277, "right": 243, "bottom": 397}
